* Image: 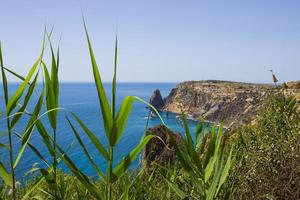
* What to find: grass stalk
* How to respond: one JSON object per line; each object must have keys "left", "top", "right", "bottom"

{"left": 1, "top": 43, "right": 16, "bottom": 200}
{"left": 53, "top": 128, "right": 57, "bottom": 198}
{"left": 107, "top": 147, "right": 114, "bottom": 200}
{"left": 7, "top": 121, "right": 16, "bottom": 200}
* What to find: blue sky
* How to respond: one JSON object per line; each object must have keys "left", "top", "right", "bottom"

{"left": 0, "top": 0, "right": 300, "bottom": 83}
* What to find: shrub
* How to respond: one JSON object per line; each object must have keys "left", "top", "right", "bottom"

{"left": 230, "top": 91, "right": 300, "bottom": 199}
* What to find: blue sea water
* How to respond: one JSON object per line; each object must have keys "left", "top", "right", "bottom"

{"left": 0, "top": 83, "right": 198, "bottom": 180}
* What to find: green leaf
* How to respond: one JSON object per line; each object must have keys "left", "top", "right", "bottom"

{"left": 0, "top": 162, "right": 13, "bottom": 187}
{"left": 10, "top": 72, "right": 39, "bottom": 128}
{"left": 206, "top": 147, "right": 223, "bottom": 200}
{"left": 0, "top": 143, "right": 8, "bottom": 150}
{"left": 112, "top": 135, "right": 154, "bottom": 182}
{"left": 54, "top": 143, "right": 103, "bottom": 199}
{"left": 0, "top": 42, "right": 8, "bottom": 105}
{"left": 3, "top": 66, "right": 26, "bottom": 82}
{"left": 14, "top": 91, "right": 44, "bottom": 168}
{"left": 216, "top": 146, "right": 234, "bottom": 195}
{"left": 83, "top": 19, "right": 113, "bottom": 139}
{"left": 35, "top": 120, "right": 56, "bottom": 158}
{"left": 42, "top": 62, "right": 57, "bottom": 129}
{"left": 112, "top": 35, "right": 118, "bottom": 119}
{"left": 71, "top": 112, "right": 109, "bottom": 160}
{"left": 204, "top": 125, "right": 223, "bottom": 182}
{"left": 39, "top": 168, "right": 55, "bottom": 184}
{"left": 47, "top": 35, "right": 59, "bottom": 110}
{"left": 113, "top": 96, "right": 135, "bottom": 146}
{"left": 203, "top": 125, "right": 217, "bottom": 167}
{"left": 14, "top": 131, "right": 49, "bottom": 166}
{"left": 6, "top": 57, "right": 41, "bottom": 115}
{"left": 195, "top": 118, "right": 205, "bottom": 141}
{"left": 66, "top": 116, "right": 104, "bottom": 178}
{"left": 165, "top": 179, "right": 187, "bottom": 199}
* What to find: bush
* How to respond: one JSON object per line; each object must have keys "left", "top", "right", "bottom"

{"left": 230, "top": 91, "right": 300, "bottom": 200}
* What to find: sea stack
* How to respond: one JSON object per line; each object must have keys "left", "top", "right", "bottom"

{"left": 149, "top": 89, "right": 165, "bottom": 111}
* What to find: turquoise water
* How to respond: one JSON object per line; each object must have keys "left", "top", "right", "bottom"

{"left": 0, "top": 83, "right": 198, "bottom": 180}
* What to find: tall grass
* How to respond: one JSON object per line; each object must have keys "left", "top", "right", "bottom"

{"left": 61, "top": 19, "right": 161, "bottom": 199}
{"left": 0, "top": 38, "right": 45, "bottom": 199}
{"left": 162, "top": 114, "right": 234, "bottom": 199}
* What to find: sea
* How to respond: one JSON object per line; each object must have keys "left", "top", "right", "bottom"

{"left": 0, "top": 83, "right": 199, "bottom": 180}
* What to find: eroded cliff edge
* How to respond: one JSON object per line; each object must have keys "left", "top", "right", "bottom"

{"left": 163, "top": 80, "right": 300, "bottom": 130}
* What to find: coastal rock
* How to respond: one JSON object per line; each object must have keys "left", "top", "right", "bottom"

{"left": 163, "top": 80, "right": 300, "bottom": 130}
{"left": 149, "top": 89, "right": 165, "bottom": 110}
{"left": 286, "top": 81, "right": 300, "bottom": 89}
{"left": 163, "top": 81, "right": 273, "bottom": 130}
{"left": 143, "top": 125, "right": 183, "bottom": 167}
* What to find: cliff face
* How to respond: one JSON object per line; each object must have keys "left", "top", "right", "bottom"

{"left": 163, "top": 80, "right": 300, "bottom": 130}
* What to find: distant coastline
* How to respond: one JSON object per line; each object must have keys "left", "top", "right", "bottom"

{"left": 159, "top": 80, "right": 300, "bottom": 130}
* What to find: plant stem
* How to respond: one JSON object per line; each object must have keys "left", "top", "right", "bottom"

{"left": 7, "top": 119, "right": 16, "bottom": 200}
{"left": 107, "top": 147, "right": 113, "bottom": 200}
{"left": 53, "top": 128, "right": 57, "bottom": 199}
{"left": 53, "top": 128, "right": 57, "bottom": 177}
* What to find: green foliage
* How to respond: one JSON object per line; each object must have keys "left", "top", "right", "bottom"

{"left": 0, "top": 39, "right": 44, "bottom": 200}
{"left": 230, "top": 91, "right": 300, "bottom": 199}
{"left": 164, "top": 114, "right": 234, "bottom": 200}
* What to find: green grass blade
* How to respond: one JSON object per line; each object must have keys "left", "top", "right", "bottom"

{"left": 165, "top": 179, "right": 187, "bottom": 199}
{"left": 3, "top": 66, "right": 26, "bottom": 82}
{"left": 180, "top": 112, "right": 194, "bottom": 149}
{"left": 14, "top": 131, "right": 49, "bottom": 166}
{"left": 6, "top": 58, "right": 40, "bottom": 115}
{"left": 0, "top": 161, "right": 13, "bottom": 187}
{"left": 66, "top": 116, "right": 104, "bottom": 178}
{"left": 83, "top": 19, "right": 113, "bottom": 139}
{"left": 71, "top": 112, "right": 109, "bottom": 160}
{"left": 204, "top": 125, "right": 223, "bottom": 182}
{"left": 35, "top": 120, "right": 56, "bottom": 157}
{"left": 206, "top": 148, "right": 223, "bottom": 200}
{"left": 13, "top": 91, "right": 44, "bottom": 168}
{"left": 195, "top": 118, "right": 204, "bottom": 141}
{"left": 54, "top": 143, "right": 103, "bottom": 199}
{"left": 112, "top": 35, "right": 118, "bottom": 119}
{"left": 42, "top": 62, "right": 57, "bottom": 129}
{"left": 216, "top": 146, "right": 234, "bottom": 194}
{"left": 112, "top": 135, "right": 154, "bottom": 182}
{"left": 203, "top": 125, "right": 217, "bottom": 167}
{"left": 113, "top": 96, "right": 135, "bottom": 145}
{"left": 0, "top": 42, "right": 9, "bottom": 105}
{"left": 47, "top": 35, "right": 59, "bottom": 109}
{"left": 10, "top": 72, "right": 39, "bottom": 128}
{"left": 22, "top": 175, "right": 45, "bottom": 200}
{"left": 0, "top": 143, "right": 8, "bottom": 150}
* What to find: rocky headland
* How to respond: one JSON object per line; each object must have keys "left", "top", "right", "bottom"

{"left": 161, "top": 80, "right": 300, "bottom": 130}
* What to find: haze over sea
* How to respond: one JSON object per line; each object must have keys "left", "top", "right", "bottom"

{"left": 0, "top": 83, "right": 199, "bottom": 180}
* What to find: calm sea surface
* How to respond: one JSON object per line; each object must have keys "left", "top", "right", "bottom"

{"left": 0, "top": 83, "right": 198, "bottom": 180}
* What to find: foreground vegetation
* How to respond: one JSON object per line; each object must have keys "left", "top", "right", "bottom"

{"left": 1, "top": 23, "right": 299, "bottom": 199}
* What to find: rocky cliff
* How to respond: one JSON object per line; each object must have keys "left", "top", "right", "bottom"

{"left": 163, "top": 80, "right": 300, "bottom": 130}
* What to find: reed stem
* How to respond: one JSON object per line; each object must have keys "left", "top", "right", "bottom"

{"left": 7, "top": 119, "right": 16, "bottom": 200}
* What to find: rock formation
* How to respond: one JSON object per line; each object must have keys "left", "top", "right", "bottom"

{"left": 149, "top": 89, "right": 165, "bottom": 111}
{"left": 163, "top": 80, "right": 300, "bottom": 130}
{"left": 143, "top": 125, "right": 183, "bottom": 167}
{"left": 286, "top": 81, "right": 300, "bottom": 89}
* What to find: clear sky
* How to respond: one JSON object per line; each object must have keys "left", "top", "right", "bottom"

{"left": 0, "top": 0, "right": 300, "bottom": 83}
